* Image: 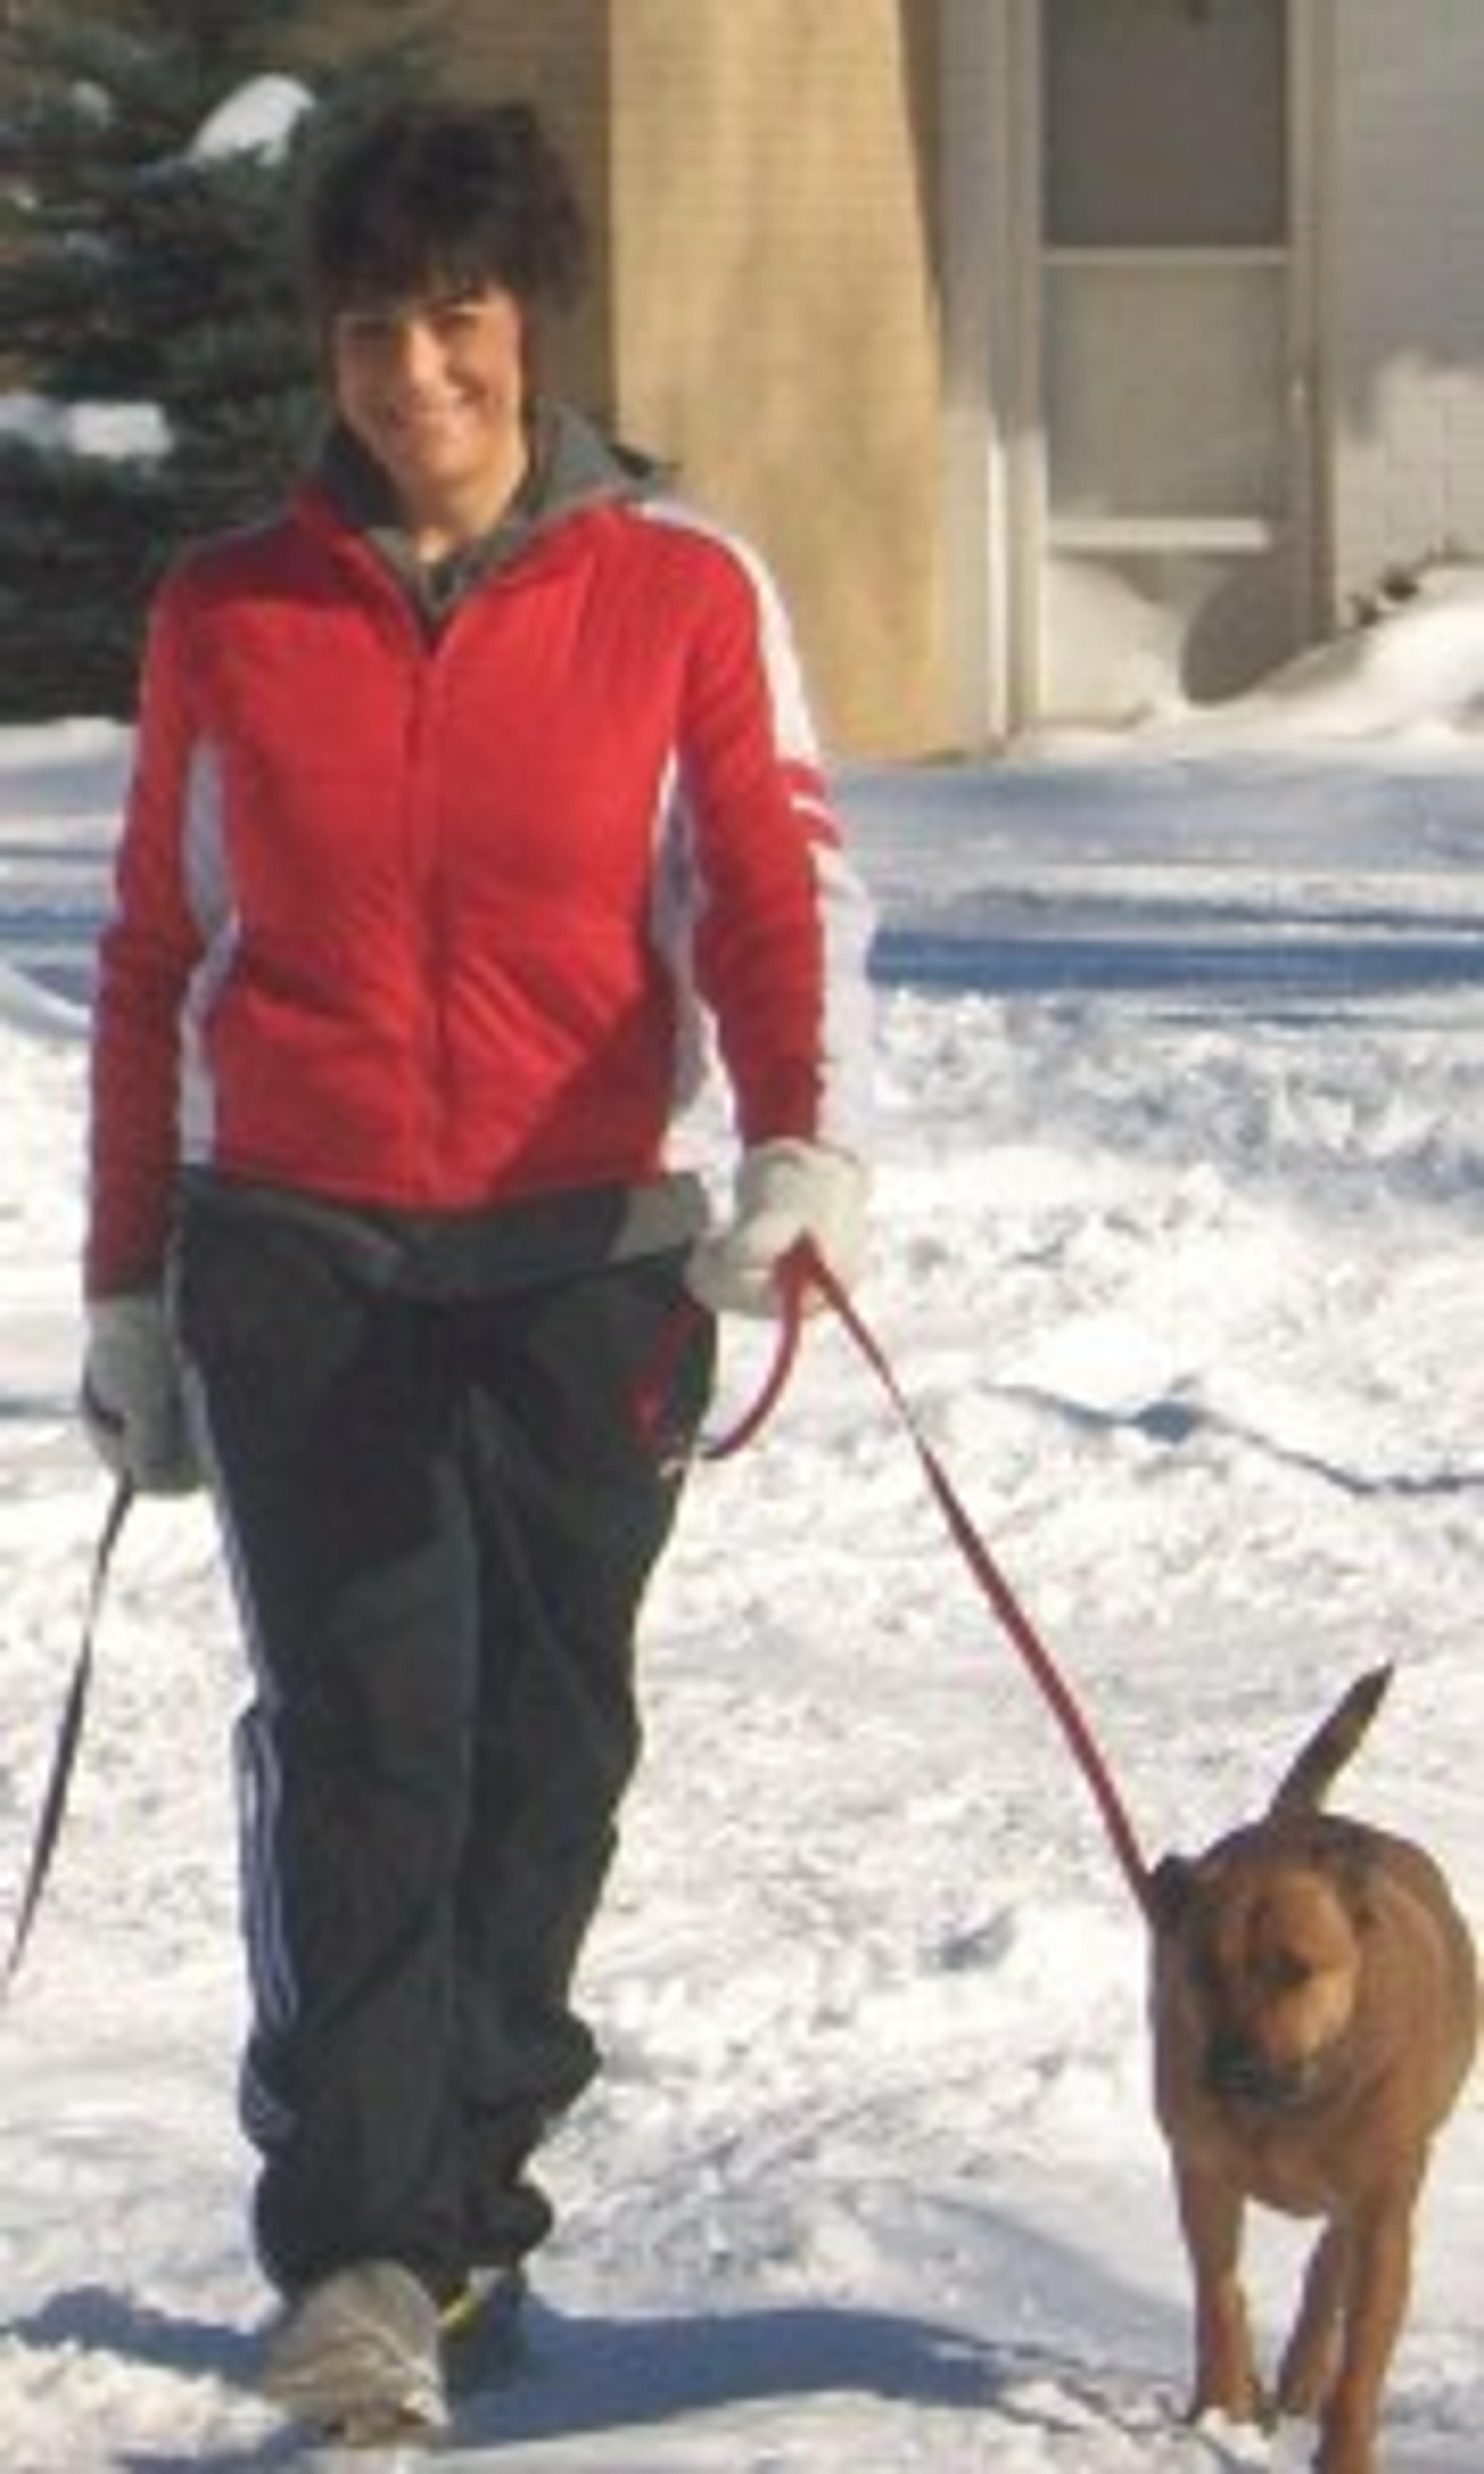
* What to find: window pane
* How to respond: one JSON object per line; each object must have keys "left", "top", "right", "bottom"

{"left": 1046, "top": 261, "right": 1287, "bottom": 519}
{"left": 1044, "top": 0, "right": 1287, "bottom": 247}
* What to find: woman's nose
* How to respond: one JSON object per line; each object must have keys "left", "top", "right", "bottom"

{"left": 390, "top": 317, "right": 443, "bottom": 387}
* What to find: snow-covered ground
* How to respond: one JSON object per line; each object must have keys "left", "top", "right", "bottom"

{"left": 1, "top": 604, "right": 1482, "bottom": 2467}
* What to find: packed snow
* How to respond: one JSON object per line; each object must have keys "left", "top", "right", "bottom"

{"left": 1, "top": 584, "right": 1481, "bottom": 2469}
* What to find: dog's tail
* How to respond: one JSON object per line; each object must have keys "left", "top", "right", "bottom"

{"left": 1267, "top": 1663, "right": 1394, "bottom": 1818}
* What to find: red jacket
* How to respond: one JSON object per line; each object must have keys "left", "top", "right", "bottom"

{"left": 87, "top": 448, "right": 874, "bottom": 1297}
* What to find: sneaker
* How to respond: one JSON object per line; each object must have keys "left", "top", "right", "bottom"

{"left": 260, "top": 2258, "right": 448, "bottom": 2445}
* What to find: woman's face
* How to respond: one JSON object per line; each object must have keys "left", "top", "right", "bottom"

{"left": 329, "top": 278, "right": 529, "bottom": 550}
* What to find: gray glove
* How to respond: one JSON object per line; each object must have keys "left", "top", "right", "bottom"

{"left": 80, "top": 1292, "right": 203, "bottom": 1495}
{"left": 686, "top": 1139, "right": 869, "bottom": 1319}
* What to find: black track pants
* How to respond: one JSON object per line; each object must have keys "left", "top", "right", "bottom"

{"left": 173, "top": 1198, "right": 713, "bottom": 2299}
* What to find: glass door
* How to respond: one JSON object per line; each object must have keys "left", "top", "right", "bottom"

{"left": 1029, "top": 0, "right": 1315, "bottom": 721}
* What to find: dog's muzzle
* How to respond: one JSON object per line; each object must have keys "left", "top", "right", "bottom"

{"left": 1205, "top": 2037, "right": 1320, "bottom": 2111}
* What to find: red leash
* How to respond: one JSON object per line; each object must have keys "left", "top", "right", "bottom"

{"left": 649, "top": 1244, "right": 1154, "bottom": 1923}
{"left": 635, "top": 1281, "right": 807, "bottom": 1465}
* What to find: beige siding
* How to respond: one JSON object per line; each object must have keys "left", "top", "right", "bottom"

{"left": 604, "top": 1, "right": 947, "bottom": 757}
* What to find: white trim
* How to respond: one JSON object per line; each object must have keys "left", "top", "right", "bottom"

{"left": 639, "top": 496, "right": 821, "bottom": 763}
{"left": 646, "top": 754, "right": 708, "bottom": 1119}
{"left": 179, "top": 738, "right": 236, "bottom": 1164}
{"left": 1288, "top": 0, "right": 1334, "bottom": 637}
{"left": 1045, "top": 244, "right": 1289, "bottom": 271}
{"left": 938, "top": 0, "right": 1009, "bottom": 745}
{"left": 1005, "top": 0, "right": 1044, "bottom": 735}
{"left": 1050, "top": 517, "right": 1284, "bottom": 554}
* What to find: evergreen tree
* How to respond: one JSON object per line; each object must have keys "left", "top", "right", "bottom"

{"left": 0, "top": 0, "right": 441, "bottom": 720}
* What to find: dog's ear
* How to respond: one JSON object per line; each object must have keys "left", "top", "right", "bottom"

{"left": 1147, "top": 1852, "right": 1196, "bottom": 1934}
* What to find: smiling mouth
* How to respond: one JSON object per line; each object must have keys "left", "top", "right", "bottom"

{"left": 387, "top": 410, "right": 470, "bottom": 439}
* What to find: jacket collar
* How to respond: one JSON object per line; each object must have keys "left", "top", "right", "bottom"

{"left": 307, "top": 401, "right": 662, "bottom": 622}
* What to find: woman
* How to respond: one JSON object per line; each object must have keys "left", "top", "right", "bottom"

{"left": 82, "top": 99, "right": 872, "bottom": 2445}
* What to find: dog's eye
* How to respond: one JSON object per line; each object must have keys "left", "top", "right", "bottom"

{"left": 1268, "top": 1952, "right": 1312, "bottom": 1994}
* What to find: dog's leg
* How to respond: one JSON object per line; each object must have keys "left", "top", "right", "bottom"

{"left": 1276, "top": 2219, "right": 1346, "bottom": 2417}
{"left": 1313, "top": 2188, "right": 1417, "bottom": 2474}
{"left": 1174, "top": 2162, "right": 1266, "bottom": 2423}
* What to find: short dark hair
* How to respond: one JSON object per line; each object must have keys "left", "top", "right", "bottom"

{"left": 300, "top": 101, "right": 587, "bottom": 319}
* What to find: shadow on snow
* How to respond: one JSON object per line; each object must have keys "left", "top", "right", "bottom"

{"left": 871, "top": 924, "right": 1484, "bottom": 1006}
{"left": 8, "top": 2262, "right": 1182, "bottom": 2467}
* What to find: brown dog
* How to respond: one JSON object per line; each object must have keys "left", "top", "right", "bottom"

{"left": 1149, "top": 1664, "right": 1477, "bottom": 2474}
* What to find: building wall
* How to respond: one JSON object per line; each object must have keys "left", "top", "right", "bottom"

{"left": 1329, "top": 0, "right": 1484, "bottom": 606}
{"left": 604, "top": 0, "right": 948, "bottom": 758}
